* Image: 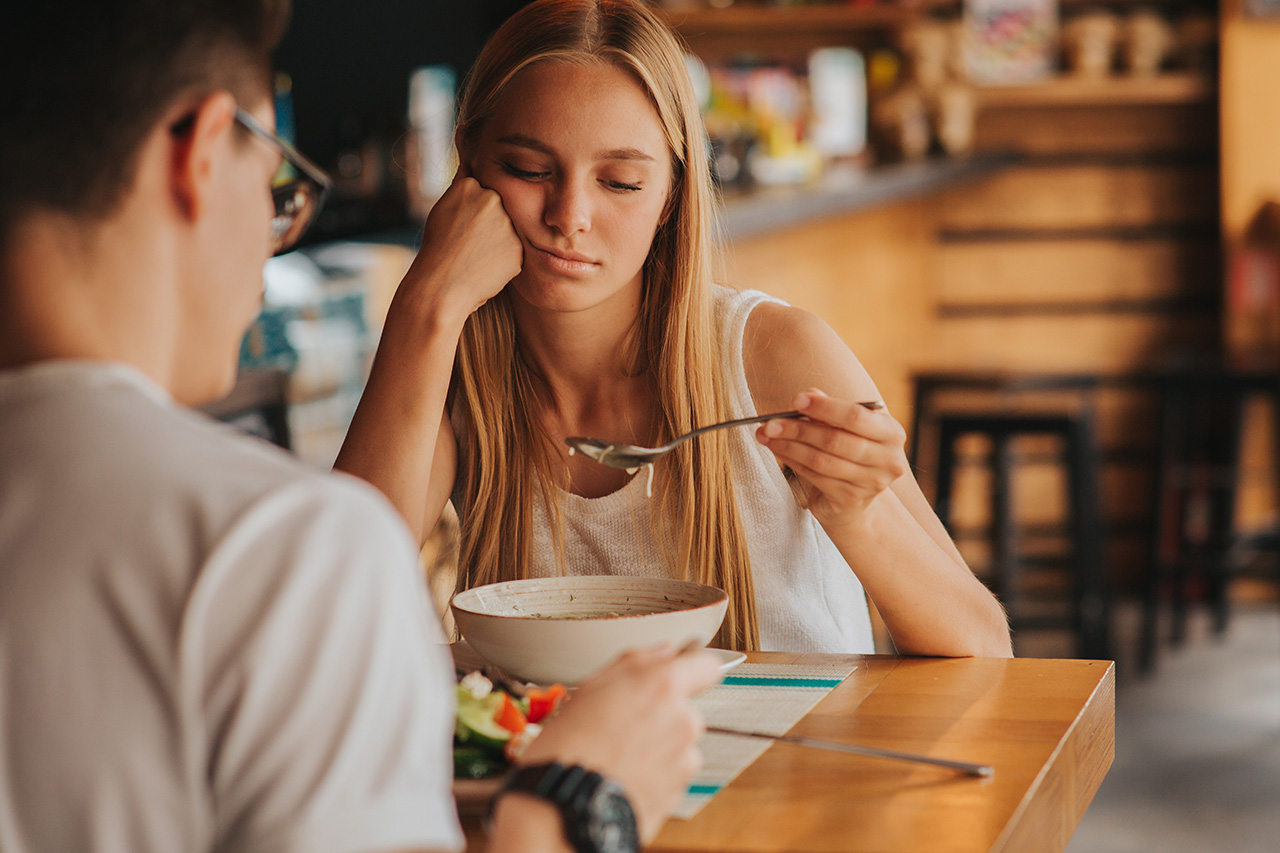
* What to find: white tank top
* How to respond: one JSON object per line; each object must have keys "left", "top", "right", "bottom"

{"left": 528, "top": 287, "right": 874, "bottom": 654}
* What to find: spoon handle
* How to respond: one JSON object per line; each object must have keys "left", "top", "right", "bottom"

{"left": 679, "top": 410, "right": 803, "bottom": 441}
{"left": 667, "top": 401, "right": 883, "bottom": 450}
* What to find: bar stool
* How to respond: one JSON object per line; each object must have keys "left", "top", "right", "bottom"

{"left": 931, "top": 411, "right": 1111, "bottom": 659}
{"left": 912, "top": 373, "right": 1112, "bottom": 660}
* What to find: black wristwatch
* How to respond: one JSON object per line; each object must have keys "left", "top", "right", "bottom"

{"left": 486, "top": 761, "right": 640, "bottom": 853}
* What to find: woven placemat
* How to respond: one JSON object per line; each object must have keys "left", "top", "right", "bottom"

{"left": 673, "top": 660, "right": 858, "bottom": 819}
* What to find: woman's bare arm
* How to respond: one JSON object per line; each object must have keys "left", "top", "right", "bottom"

{"left": 335, "top": 174, "right": 521, "bottom": 542}
{"left": 744, "top": 301, "right": 1012, "bottom": 657}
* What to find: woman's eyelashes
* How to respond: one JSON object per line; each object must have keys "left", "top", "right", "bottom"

{"left": 500, "top": 162, "right": 549, "bottom": 181}
{"left": 498, "top": 161, "right": 643, "bottom": 193}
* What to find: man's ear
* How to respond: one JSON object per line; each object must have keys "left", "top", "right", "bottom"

{"left": 167, "top": 92, "right": 238, "bottom": 222}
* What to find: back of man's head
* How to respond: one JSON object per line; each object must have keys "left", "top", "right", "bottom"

{"left": 0, "top": 0, "right": 291, "bottom": 251}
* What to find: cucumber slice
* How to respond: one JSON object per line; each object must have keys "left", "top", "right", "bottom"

{"left": 455, "top": 699, "right": 512, "bottom": 751}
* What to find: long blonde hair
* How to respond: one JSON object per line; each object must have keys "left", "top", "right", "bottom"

{"left": 450, "top": 0, "right": 759, "bottom": 650}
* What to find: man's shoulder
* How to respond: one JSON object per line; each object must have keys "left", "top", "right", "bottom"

{"left": 0, "top": 360, "right": 409, "bottom": 563}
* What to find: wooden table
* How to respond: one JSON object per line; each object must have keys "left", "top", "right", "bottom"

{"left": 463, "top": 652, "right": 1115, "bottom": 853}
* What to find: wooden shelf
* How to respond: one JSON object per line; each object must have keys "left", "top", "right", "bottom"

{"left": 658, "top": 2, "right": 1217, "bottom": 64}
{"left": 976, "top": 73, "right": 1216, "bottom": 108}
{"left": 656, "top": 4, "right": 923, "bottom": 36}
{"left": 658, "top": 0, "right": 1204, "bottom": 33}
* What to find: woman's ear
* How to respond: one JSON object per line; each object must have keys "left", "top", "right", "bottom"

{"left": 168, "top": 92, "right": 238, "bottom": 221}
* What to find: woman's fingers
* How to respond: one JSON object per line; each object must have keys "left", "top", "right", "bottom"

{"left": 760, "top": 416, "right": 905, "bottom": 476}
{"left": 756, "top": 389, "right": 908, "bottom": 510}
{"left": 412, "top": 174, "right": 523, "bottom": 303}
{"left": 796, "top": 389, "right": 901, "bottom": 442}
{"left": 769, "top": 440, "right": 899, "bottom": 496}
{"left": 778, "top": 453, "right": 891, "bottom": 501}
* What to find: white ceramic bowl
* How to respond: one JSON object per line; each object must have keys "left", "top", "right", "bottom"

{"left": 450, "top": 576, "right": 729, "bottom": 686}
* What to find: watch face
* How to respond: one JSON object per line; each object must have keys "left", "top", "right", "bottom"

{"left": 581, "top": 781, "right": 639, "bottom": 853}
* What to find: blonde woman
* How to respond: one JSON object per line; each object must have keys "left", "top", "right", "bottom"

{"left": 337, "top": 0, "right": 1011, "bottom": 658}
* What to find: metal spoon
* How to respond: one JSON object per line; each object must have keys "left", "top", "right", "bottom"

{"left": 564, "top": 401, "right": 884, "bottom": 471}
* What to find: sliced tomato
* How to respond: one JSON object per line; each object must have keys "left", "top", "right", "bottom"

{"left": 525, "top": 684, "right": 568, "bottom": 723}
{"left": 494, "top": 691, "right": 527, "bottom": 733}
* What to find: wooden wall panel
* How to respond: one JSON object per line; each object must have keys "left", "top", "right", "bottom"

{"left": 938, "top": 165, "right": 1218, "bottom": 232}
{"left": 974, "top": 104, "right": 1218, "bottom": 156}
{"left": 920, "top": 87, "right": 1222, "bottom": 597}
{"left": 725, "top": 198, "right": 938, "bottom": 422}
{"left": 930, "top": 314, "right": 1217, "bottom": 373}
{"left": 936, "top": 238, "right": 1219, "bottom": 306}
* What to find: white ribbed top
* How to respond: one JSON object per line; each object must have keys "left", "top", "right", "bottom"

{"left": 528, "top": 287, "right": 874, "bottom": 653}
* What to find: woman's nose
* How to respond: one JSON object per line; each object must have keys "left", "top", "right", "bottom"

{"left": 543, "top": 177, "right": 591, "bottom": 236}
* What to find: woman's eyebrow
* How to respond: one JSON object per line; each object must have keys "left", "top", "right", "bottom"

{"left": 597, "top": 147, "right": 655, "bottom": 163}
{"left": 495, "top": 133, "right": 655, "bottom": 163}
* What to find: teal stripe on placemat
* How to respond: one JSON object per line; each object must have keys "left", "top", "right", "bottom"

{"left": 687, "top": 784, "right": 722, "bottom": 796}
{"left": 721, "top": 675, "right": 843, "bottom": 688}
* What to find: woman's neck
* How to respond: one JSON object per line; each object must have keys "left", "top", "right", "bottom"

{"left": 511, "top": 287, "right": 651, "bottom": 430}
{"left": 509, "top": 286, "right": 663, "bottom": 497}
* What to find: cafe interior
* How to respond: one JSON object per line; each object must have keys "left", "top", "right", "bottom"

{"left": 205, "top": 0, "right": 1280, "bottom": 849}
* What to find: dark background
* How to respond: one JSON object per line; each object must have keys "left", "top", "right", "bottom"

{"left": 274, "top": 0, "right": 531, "bottom": 242}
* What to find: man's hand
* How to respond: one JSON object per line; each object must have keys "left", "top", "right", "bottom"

{"left": 518, "top": 644, "right": 723, "bottom": 841}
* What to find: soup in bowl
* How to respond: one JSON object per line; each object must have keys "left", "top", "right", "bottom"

{"left": 450, "top": 576, "right": 729, "bottom": 686}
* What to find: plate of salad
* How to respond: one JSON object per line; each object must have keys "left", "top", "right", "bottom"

{"left": 452, "top": 669, "right": 570, "bottom": 813}
{"left": 449, "top": 645, "right": 745, "bottom": 812}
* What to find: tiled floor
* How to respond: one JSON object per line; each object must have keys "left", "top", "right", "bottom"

{"left": 1058, "top": 602, "right": 1280, "bottom": 853}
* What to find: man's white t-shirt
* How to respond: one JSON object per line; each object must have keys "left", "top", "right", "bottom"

{"left": 0, "top": 361, "right": 463, "bottom": 853}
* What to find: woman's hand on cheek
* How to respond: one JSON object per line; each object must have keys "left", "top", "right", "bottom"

{"left": 396, "top": 163, "right": 523, "bottom": 327}
{"left": 755, "top": 389, "right": 909, "bottom": 532}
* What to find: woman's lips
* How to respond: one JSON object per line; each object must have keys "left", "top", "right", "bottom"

{"left": 532, "top": 244, "right": 598, "bottom": 275}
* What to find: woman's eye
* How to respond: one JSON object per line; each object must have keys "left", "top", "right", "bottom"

{"left": 603, "top": 179, "right": 642, "bottom": 193}
{"left": 500, "top": 162, "right": 549, "bottom": 180}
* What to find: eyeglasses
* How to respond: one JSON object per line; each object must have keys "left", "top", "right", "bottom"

{"left": 233, "top": 108, "right": 332, "bottom": 256}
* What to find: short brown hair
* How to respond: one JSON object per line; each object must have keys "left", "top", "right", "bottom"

{"left": 0, "top": 0, "right": 291, "bottom": 245}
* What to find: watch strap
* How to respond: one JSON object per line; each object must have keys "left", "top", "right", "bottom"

{"left": 486, "top": 761, "right": 634, "bottom": 853}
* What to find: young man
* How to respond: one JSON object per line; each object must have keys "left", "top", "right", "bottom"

{"left": 0, "top": 2, "right": 720, "bottom": 852}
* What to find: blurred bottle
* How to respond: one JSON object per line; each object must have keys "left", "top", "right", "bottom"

{"left": 808, "top": 47, "right": 867, "bottom": 162}
{"left": 407, "top": 65, "right": 457, "bottom": 219}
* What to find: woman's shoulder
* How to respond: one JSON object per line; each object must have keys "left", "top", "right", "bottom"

{"left": 741, "top": 298, "right": 879, "bottom": 413}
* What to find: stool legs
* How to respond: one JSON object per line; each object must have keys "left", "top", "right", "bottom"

{"left": 933, "top": 416, "right": 1109, "bottom": 659}
{"left": 1067, "top": 414, "right": 1111, "bottom": 660}
{"left": 991, "top": 432, "right": 1018, "bottom": 615}
{"left": 1207, "top": 391, "right": 1246, "bottom": 636}
{"left": 1141, "top": 379, "right": 1182, "bottom": 672}
{"left": 935, "top": 420, "right": 960, "bottom": 530}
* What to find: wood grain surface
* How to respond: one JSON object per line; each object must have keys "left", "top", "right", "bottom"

{"left": 461, "top": 653, "right": 1115, "bottom": 853}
